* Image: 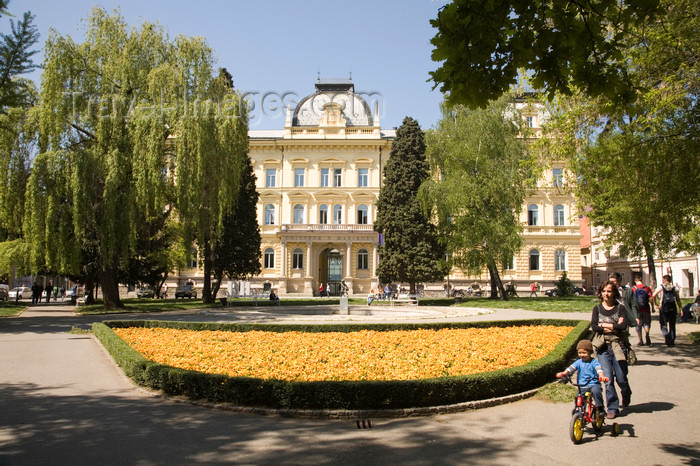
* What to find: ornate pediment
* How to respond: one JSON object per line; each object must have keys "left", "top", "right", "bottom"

{"left": 318, "top": 102, "right": 347, "bottom": 128}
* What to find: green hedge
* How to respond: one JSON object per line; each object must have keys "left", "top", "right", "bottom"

{"left": 93, "top": 319, "right": 589, "bottom": 410}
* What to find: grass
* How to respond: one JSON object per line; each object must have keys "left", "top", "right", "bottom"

{"left": 454, "top": 296, "right": 598, "bottom": 313}
{"left": 0, "top": 301, "right": 26, "bottom": 317}
{"left": 68, "top": 326, "right": 91, "bottom": 334}
{"left": 536, "top": 380, "right": 578, "bottom": 403}
{"left": 688, "top": 331, "right": 700, "bottom": 345}
{"left": 76, "top": 297, "right": 372, "bottom": 315}
{"left": 74, "top": 295, "right": 600, "bottom": 315}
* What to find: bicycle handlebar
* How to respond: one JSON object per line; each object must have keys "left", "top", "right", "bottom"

{"left": 557, "top": 373, "right": 609, "bottom": 385}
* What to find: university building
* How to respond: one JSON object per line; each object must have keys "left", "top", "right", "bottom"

{"left": 246, "top": 79, "right": 393, "bottom": 296}
{"left": 177, "top": 81, "right": 582, "bottom": 296}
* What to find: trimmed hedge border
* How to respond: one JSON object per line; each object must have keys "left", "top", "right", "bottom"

{"left": 93, "top": 319, "right": 589, "bottom": 413}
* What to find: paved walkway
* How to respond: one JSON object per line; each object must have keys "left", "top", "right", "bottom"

{"left": 1, "top": 302, "right": 699, "bottom": 465}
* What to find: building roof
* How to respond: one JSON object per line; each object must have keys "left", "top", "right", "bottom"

{"left": 292, "top": 79, "right": 373, "bottom": 127}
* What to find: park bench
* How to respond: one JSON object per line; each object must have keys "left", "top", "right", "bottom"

{"left": 220, "top": 292, "right": 280, "bottom": 307}
{"left": 390, "top": 294, "right": 419, "bottom": 306}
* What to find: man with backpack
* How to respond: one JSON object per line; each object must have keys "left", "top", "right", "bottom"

{"left": 632, "top": 277, "right": 655, "bottom": 346}
{"left": 652, "top": 274, "right": 683, "bottom": 346}
{"left": 609, "top": 273, "right": 639, "bottom": 328}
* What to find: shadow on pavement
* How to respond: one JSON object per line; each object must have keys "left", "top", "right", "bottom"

{"left": 0, "top": 383, "right": 517, "bottom": 465}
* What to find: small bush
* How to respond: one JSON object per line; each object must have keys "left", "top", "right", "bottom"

{"left": 554, "top": 272, "right": 574, "bottom": 298}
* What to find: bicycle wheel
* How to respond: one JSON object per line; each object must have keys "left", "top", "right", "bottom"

{"left": 569, "top": 412, "right": 584, "bottom": 444}
{"left": 611, "top": 422, "right": 620, "bottom": 436}
{"left": 592, "top": 410, "right": 604, "bottom": 432}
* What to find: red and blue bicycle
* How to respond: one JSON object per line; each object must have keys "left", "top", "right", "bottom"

{"left": 557, "top": 373, "right": 620, "bottom": 443}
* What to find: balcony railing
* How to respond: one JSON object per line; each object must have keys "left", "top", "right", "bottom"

{"left": 523, "top": 225, "right": 580, "bottom": 235}
{"left": 280, "top": 224, "right": 375, "bottom": 232}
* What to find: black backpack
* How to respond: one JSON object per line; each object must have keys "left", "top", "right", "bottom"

{"left": 661, "top": 286, "right": 677, "bottom": 311}
{"left": 634, "top": 286, "right": 649, "bottom": 308}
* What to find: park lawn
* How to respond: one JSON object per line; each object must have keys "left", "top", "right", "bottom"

{"left": 76, "top": 297, "right": 370, "bottom": 315}
{"left": 77, "top": 298, "right": 210, "bottom": 315}
{"left": 456, "top": 296, "right": 599, "bottom": 313}
{"left": 0, "top": 302, "right": 26, "bottom": 317}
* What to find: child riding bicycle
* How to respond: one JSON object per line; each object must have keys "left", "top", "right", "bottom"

{"left": 556, "top": 339, "right": 607, "bottom": 416}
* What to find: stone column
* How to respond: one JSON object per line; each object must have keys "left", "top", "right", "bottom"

{"left": 343, "top": 241, "right": 353, "bottom": 295}
{"left": 279, "top": 241, "right": 288, "bottom": 294}
{"left": 373, "top": 241, "right": 379, "bottom": 288}
{"left": 305, "top": 241, "right": 313, "bottom": 294}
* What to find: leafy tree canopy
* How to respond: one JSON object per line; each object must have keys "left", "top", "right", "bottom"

{"left": 539, "top": 0, "right": 700, "bottom": 286}
{"left": 29, "top": 7, "right": 248, "bottom": 307}
{"left": 421, "top": 94, "right": 538, "bottom": 299}
{"left": 429, "top": 0, "right": 662, "bottom": 108}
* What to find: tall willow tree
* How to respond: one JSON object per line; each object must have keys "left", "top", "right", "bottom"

{"left": 30, "top": 8, "right": 247, "bottom": 308}
{"left": 420, "top": 95, "right": 537, "bottom": 299}
{"left": 0, "top": 104, "right": 35, "bottom": 280}
{"left": 176, "top": 97, "right": 248, "bottom": 303}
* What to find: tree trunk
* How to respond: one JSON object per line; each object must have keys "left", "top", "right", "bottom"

{"left": 211, "top": 271, "right": 223, "bottom": 299}
{"left": 487, "top": 257, "right": 508, "bottom": 300}
{"left": 202, "top": 242, "right": 214, "bottom": 304}
{"left": 84, "top": 278, "right": 96, "bottom": 305}
{"left": 98, "top": 265, "right": 123, "bottom": 309}
{"left": 644, "top": 243, "right": 658, "bottom": 290}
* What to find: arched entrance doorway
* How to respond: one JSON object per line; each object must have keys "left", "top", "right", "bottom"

{"left": 319, "top": 248, "right": 342, "bottom": 296}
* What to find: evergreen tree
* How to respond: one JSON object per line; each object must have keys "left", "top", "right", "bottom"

{"left": 0, "top": 0, "right": 39, "bottom": 112}
{"left": 212, "top": 156, "right": 261, "bottom": 294}
{"left": 375, "top": 117, "right": 448, "bottom": 294}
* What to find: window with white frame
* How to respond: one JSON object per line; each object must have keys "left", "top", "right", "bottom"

{"left": 333, "top": 204, "right": 342, "bottom": 224}
{"left": 555, "top": 249, "right": 566, "bottom": 271}
{"left": 552, "top": 168, "right": 563, "bottom": 188}
{"left": 264, "top": 248, "right": 275, "bottom": 269}
{"left": 293, "top": 204, "right": 304, "bottom": 224}
{"left": 188, "top": 247, "right": 198, "bottom": 268}
{"left": 554, "top": 204, "right": 565, "bottom": 226}
{"left": 525, "top": 116, "right": 534, "bottom": 127}
{"left": 264, "top": 204, "right": 275, "bottom": 225}
{"left": 358, "top": 168, "right": 368, "bottom": 187}
{"left": 294, "top": 168, "right": 305, "bottom": 187}
{"left": 333, "top": 168, "right": 342, "bottom": 187}
{"left": 503, "top": 254, "right": 515, "bottom": 270}
{"left": 292, "top": 248, "right": 303, "bottom": 269}
{"left": 319, "top": 204, "right": 328, "bottom": 224}
{"left": 320, "top": 168, "right": 329, "bottom": 187}
{"left": 265, "top": 168, "right": 276, "bottom": 188}
{"left": 357, "top": 248, "right": 369, "bottom": 270}
{"left": 357, "top": 204, "right": 368, "bottom": 224}
{"left": 528, "top": 204, "right": 539, "bottom": 226}
{"left": 529, "top": 249, "right": 540, "bottom": 270}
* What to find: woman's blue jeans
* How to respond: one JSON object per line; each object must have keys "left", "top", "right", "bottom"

{"left": 597, "top": 345, "right": 631, "bottom": 414}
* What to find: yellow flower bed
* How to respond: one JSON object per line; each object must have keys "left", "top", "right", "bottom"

{"left": 114, "top": 325, "right": 573, "bottom": 382}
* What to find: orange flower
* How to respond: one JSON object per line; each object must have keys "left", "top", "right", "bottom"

{"left": 114, "top": 326, "right": 572, "bottom": 382}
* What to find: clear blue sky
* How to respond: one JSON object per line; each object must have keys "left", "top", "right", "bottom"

{"left": 12, "top": 0, "right": 450, "bottom": 130}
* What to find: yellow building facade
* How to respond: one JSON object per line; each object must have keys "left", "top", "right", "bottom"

{"left": 247, "top": 80, "right": 393, "bottom": 296}
{"left": 177, "top": 83, "right": 581, "bottom": 296}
